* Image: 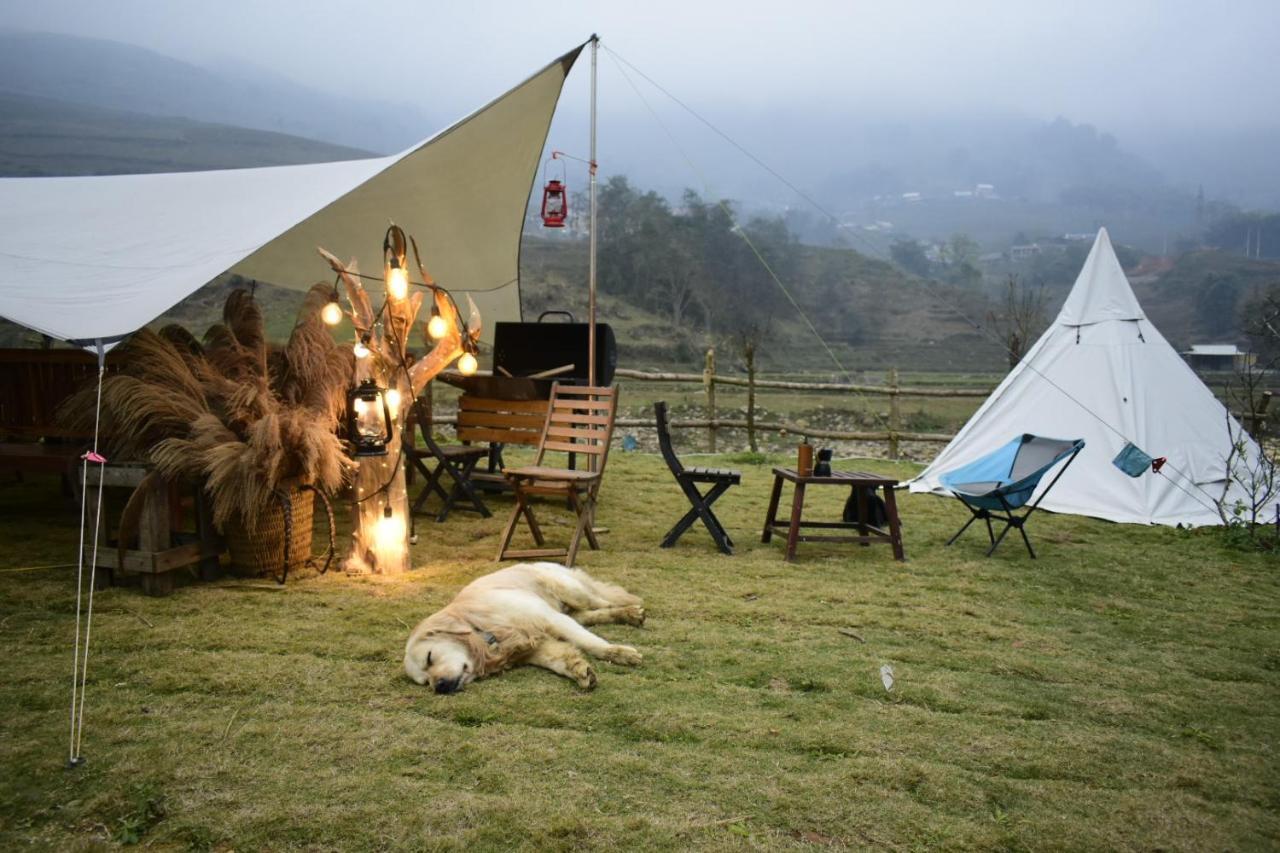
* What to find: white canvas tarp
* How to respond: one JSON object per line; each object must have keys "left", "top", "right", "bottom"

{"left": 909, "top": 228, "right": 1266, "bottom": 527}
{"left": 0, "top": 44, "right": 584, "bottom": 347}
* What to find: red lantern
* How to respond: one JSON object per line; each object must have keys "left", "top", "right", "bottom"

{"left": 541, "top": 179, "right": 567, "bottom": 228}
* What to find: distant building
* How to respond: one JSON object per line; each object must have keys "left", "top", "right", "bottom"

{"left": 901, "top": 192, "right": 922, "bottom": 203}
{"left": 1009, "top": 243, "right": 1042, "bottom": 260}
{"left": 953, "top": 190, "right": 974, "bottom": 198}
{"left": 1181, "top": 344, "right": 1255, "bottom": 371}
{"left": 974, "top": 183, "right": 997, "bottom": 199}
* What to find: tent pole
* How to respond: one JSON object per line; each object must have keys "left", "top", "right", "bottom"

{"left": 587, "top": 34, "right": 599, "bottom": 388}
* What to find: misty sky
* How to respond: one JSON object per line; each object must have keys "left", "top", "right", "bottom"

{"left": 5, "top": 0, "right": 1278, "bottom": 134}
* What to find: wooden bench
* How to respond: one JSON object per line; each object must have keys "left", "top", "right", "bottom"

{"left": 84, "top": 462, "right": 223, "bottom": 596}
{"left": 453, "top": 395, "right": 550, "bottom": 492}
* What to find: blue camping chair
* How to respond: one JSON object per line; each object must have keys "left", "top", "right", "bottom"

{"left": 939, "top": 434, "right": 1085, "bottom": 558}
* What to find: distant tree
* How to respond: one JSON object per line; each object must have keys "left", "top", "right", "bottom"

{"left": 889, "top": 238, "right": 931, "bottom": 277}
{"left": 1196, "top": 273, "right": 1240, "bottom": 337}
{"left": 1241, "top": 286, "right": 1280, "bottom": 369}
{"left": 1205, "top": 212, "right": 1280, "bottom": 260}
{"left": 946, "top": 233, "right": 980, "bottom": 268}
{"left": 986, "top": 275, "right": 1048, "bottom": 369}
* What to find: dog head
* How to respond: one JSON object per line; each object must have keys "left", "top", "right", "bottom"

{"left": 404, "top": 630, "right": 477, "bottom": 695}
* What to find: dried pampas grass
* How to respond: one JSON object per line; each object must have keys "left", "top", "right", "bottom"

{"left": 62, "top": 288, "right": 355, "bottom": 531}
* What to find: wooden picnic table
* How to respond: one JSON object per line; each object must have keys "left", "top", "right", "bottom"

{"left": 762, "top": 468, "right": 905, "bottom": 562}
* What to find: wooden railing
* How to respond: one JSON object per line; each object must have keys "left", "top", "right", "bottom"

{"left": 611, "top": 348, "right": 994, "bottom": 459}
{"left": 427, "top": 349, "right": 995, "bottom": 459}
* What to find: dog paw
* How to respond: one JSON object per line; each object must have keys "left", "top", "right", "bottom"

{"left": 604, "top": 644, "right": 642, "bottom": 666}
{"left": 575, "top": 664, "right": 598, "bottom": 690}
{"left": 621, "top": 605, "right": 646, "bottom": 627}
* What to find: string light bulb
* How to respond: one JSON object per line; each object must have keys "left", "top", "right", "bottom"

{"left": 353, "top": 336, "right": 371, "bottom": 359}
{"left": 375, "top": 504, "right": 406, "bottom": 553}
{"left": 427, "top": 309, "right": 449, "bottom": 340}
{"left": 387, "top": 260, "right": 409, "bottom": 301}
{"left": 385, "top": 387, "right": 401, "bottom": 417}
{"left": 321, "top": 294, "right": 342, "bottom": 326}
{"left": 457, "top": 351, "right": 478, "bottom": 376}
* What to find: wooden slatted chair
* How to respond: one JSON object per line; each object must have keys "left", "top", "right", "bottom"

{"left": 655, "top": 401, "right": 741, "bottom": 554}
{"left": 495, "top": 383, "right": 618, "bottom": 566}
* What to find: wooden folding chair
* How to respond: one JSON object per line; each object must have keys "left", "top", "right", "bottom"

{"left": 654, "top": 401, "right": 741, "bottom": 554}
{"left": 495, "top": 383, "right": 618, "bottom": 566}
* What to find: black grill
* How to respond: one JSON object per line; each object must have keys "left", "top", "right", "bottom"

{"left": 440, "top": 311, "right": 615, "bottom": 400}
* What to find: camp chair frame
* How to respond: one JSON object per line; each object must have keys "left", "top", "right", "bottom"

{"left": 496, "top": 383, "right": 618, "bottom": 566}
{"left": 942, "top": 435, "right": 1085, "bottom": 558}
{"left": 654, "top": 401, "right": 740, "bottom": 554}
{"left": 405, "top": 397, "right": 491, "bottom": 523}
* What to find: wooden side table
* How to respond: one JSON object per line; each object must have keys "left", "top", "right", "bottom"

{"left": 762, "top": 468, "right": 905, "bottom": 562}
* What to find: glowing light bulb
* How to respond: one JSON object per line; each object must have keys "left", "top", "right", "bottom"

{"left": 427, "top": 313, "right": 449, "bottom": 340}
{"left": 387, "top": 265, "right": 409, "bottom": 300}
{"left": 353, "top": 339, "right": 370, "bottom": 359}
{"left": 375, "top": 506, "right": 406, "bottom": 552}
{"left": 457, "top": 352, "right": 478, "bottom": 376}
{"left": 321, "top": 299, "right": 342, "bottom": 326}
{"left": 385, "top": 387, "right": 401, "bottom": 417}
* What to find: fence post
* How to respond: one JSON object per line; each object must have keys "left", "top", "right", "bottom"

{"left": 704, "top": 347, "right": 717, "bottom": 452}
{"left": 745, "top": 341, "right": 758, "bottom": 453}
{"left": 887, "top": 367, "right": 901, "bottom": 460}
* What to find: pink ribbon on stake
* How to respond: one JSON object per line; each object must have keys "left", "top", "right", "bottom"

{"left": 81, "top": 451, "right": 107, "bottom": 464}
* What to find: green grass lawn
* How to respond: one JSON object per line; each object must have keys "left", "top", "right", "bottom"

{"left": 1, "top": 452, "right": 1278, "bottom": 851}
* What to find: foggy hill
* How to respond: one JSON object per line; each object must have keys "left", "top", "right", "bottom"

{"left": 0, "top": 30, "right": 432, "bottom": 153}
{"left": 0, "top": 91, "right": 373, "bottom": 176}
{"left": 1133, "top": 251, "right": 1280, "bottom": 348}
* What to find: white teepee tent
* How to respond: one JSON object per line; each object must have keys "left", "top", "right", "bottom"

{"left": 909, "top": 228, "right": 1270, "bottom": 527}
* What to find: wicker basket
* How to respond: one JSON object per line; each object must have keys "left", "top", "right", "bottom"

{"left": 224, "top": 484, "right": 315, "bottom": 580}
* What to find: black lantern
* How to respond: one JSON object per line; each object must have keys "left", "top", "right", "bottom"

{"left": 347, "top": 379, "right": 394, "bottom": 456}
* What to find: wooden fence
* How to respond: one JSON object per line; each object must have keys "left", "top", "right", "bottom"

{"left": 611, "top": 348, "right": 993, "bottom": 459}
{"left": 424, "top": 348, "right": 995, "bottom": 459}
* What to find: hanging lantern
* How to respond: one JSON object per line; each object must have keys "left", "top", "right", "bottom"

{"left": 346, "top": 379, "right": 394, "bottom": 456}
{"left": 541, "top": 180, "right": 567, "bottom": 228}
{"left": 540, "top": 155, "right": 568, "bottom": 228}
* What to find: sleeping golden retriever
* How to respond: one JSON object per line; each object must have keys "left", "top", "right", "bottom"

{"left": 404, "top": 562, "right": 644, "bottom": 693}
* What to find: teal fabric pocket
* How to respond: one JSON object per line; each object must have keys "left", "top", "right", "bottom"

{"left": 1112, "top": 442, "right": 1152, "bottom": 477}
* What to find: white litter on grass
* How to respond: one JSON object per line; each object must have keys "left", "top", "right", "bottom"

{"left": 880, "top": 664, "right": 895, "bottom": 692}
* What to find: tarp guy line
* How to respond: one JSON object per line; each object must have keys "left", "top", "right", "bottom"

{"left": 605, "top": 47, "right": 896, "bottom": 435}
{"left": 604, "top": 49, "right": 1225, "bottom": 514}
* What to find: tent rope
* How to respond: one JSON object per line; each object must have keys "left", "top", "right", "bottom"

{"left": 602, "top": 45, "right": 889, "bottom": 262}
{"left": 603, "top": 48, "right": 1229, "bottom": 518}
{"left": 605, "top": 47, "right": 895, "bottom": 436}
{"left": 68, "top": 346, "right": 106, "bottom": 766}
